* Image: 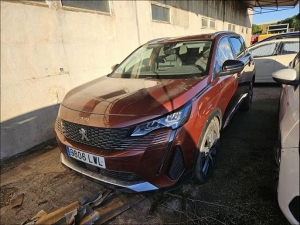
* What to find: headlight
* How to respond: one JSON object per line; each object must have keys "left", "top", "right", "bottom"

{"left": 131, "top": 103, "right": 192, "bottom": 136}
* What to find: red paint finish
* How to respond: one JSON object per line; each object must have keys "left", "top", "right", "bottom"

{"left": 55, "top": 32, "right": 255, "bottom": 191}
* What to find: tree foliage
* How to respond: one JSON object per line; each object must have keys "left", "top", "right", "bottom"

{"left": 277, "top": 13, "right": 300, "bottom": 31}
{"left": 252, "top": 24, "right": 263, "bottom": 34}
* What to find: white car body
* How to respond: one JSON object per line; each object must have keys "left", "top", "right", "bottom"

{"left": 272, "top": 53, "right": 299, "bottom": 224}
{"left": 249, "top": 38, "right": 299, "bottom": 83}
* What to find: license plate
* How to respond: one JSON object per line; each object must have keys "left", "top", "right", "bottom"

{"left": 66, "top": 146, "right": 106, "bottom": 169}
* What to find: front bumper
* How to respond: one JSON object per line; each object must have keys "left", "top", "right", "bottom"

{"left": 60, "top": 153, "right": 158, "bottom": 192}
{"left": 278, "top": 147, "right": 299, "bottom": 224}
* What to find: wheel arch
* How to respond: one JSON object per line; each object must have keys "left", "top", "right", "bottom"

{"left": 192, "top": 107, "right": 222, "bottom": 183}
{"left": 195, "top": 108, "right": 222, "bottom": 159}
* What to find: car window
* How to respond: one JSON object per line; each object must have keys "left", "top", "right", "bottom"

{"left": 293, "top": 54, "right": 300, "bottom": 78}
{"left": 249, "top": 43, "right": 277, "bottom": 58}
{"left": 229, "top": 37, "right": 244, "bottom": 58}
{"left": 214, "top": 37, "right": 234, "bottom": 75}
{"left": 111, "top": 40, "right": 213, "bottom": 79}
{"left": 280, "top": 42, "right": 299, "bottom": 55}
{"left": 238, "top": 36, "right": 247, "bottom": 52}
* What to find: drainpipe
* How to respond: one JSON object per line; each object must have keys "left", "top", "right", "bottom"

{"left": 134, "top": 0, "right": 141, "bottom": 46}
{"left": 223, "top": 0, "right": 226, "bottom": 30}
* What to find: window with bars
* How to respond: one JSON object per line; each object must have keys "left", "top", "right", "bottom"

{"left": 202, "top": 17, "right": 216, "bottom": 29}
{"left": 210, "top": 20, "right": 216, "bottom": 29}
{"left": 228, "top": 23, "right": 236, "bottom": 32}
{"left": 61, "top": 0, "right": 110, "bottom": 13}
{"left": 202, "top": 18, "right": 208, "bottom": 27}
{"left": 151, "top": 4, "right": 170, "bottom": 23}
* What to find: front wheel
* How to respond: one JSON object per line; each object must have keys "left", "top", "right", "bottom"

{"left": 241, "top": 79, "right": 254, "bottom": 111}
{"left": 194, "top": 117, "right": 220, "bottom": 184}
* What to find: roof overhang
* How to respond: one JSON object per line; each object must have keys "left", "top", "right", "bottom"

{"left": 242, "top": 0, "right": 299, "bottom": 8}
{"left": 242, "top": 0, "right": 299, "bottom": 14}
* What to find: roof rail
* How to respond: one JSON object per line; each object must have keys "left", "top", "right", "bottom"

{"left": 147, "top": 37, "right": 170, "bottom": 43}
{"left": 211, "top": 31, "right": 237, "bottom": 38}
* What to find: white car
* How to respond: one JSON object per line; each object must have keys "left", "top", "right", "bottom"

{"left": 272, "top": 52, "right": 299, "bottom": 224}
{"left": 249, "top": 38, "right": 299, "bottom": 83}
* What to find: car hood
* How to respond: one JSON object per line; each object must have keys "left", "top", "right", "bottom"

{"left": 62, "top": 76, "right": 208, "bottom": 115}
{"left": 60, "top": 76, "right": 208, "bottom": 128}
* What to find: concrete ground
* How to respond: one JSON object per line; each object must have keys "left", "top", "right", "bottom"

{"left": 0, "top": 85, "right": 289, "bottom": 225}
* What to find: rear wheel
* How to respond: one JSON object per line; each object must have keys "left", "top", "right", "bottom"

{"left": 241, "top": 79, "right": 254, "bottom": 111}
{"left": 194, "top": 117, "right": 220, "bottom": 184}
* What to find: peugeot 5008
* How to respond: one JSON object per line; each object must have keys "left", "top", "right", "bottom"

{"left": 55, "top": 32, "right": 255, "bottom": 192}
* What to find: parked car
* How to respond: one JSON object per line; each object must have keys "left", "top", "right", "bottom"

{"left": 55, "top": 32, "right": 255, "bottom": 192}
{"left": 248, "top": 38, "right": 299, "bottom": 83}
{"left": 272, "top": 52, "right": 299, "bottom": 224}
{"left": 257, "top": 31, "right": 300, "bottom": 44}
{"left": 251, "top": 35, "right": 259, "bottom": 45}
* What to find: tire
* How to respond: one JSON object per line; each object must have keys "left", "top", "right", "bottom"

{"left": 241, "top": 79, "right": 254, "bottom": 111}
{"left": 194, "top": 117, "right": 220, "bottom": 184}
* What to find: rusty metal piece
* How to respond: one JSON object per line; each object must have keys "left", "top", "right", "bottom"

{"left": 88, "top": 189, "right": 112, "bottom": 209}
{"left": 35, "top": 201, "right": 80, "bottom": 224}
{"left": 78, "top": 210, "right": 100, "bottom": 225}
{"left": 10, "top": 193, "right": 24, "bottom": 208}
{"left": 22, "top": 190, "right": 144, "bottom": 225}
{"left": 96, "top": 194, "right": 145, "bottom": 224}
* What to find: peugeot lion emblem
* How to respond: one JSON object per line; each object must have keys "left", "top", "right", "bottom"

{"left": 79, "top": 128, "right": 89, "bottom": 141}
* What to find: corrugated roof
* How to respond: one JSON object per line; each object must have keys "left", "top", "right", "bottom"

{"left": 242, "top": 0, "right": 298, "bottom": 8}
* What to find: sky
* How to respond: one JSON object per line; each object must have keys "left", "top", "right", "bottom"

{"left": 252, "top": 3, "right": 299, "bottom": 24}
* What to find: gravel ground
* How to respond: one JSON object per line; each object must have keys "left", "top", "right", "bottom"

{"left": 0, "top": 85, "right": 288, "bottom": 225}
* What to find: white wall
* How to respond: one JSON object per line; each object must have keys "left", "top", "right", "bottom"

{"left": 0, "top": 0, "right": 252, "bottom": 160}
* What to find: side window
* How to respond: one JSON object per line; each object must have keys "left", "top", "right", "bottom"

{"left": 214, "top": 37, "right": 234, "bottom": 75}
{"left": 280, "top": 42, "right": 299, "bottom": 55}
{"left": 229, "top": 37, "right": 243, "bottom": 58}
{"left": 238, "top": 36, "right": 247, "bottom": 52}
{"left": 250, "top": 43, "right": 277, "bottom": 58}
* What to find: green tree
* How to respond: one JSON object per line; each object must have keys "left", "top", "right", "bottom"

{"left": 252, "top": 24, "right": 263, "bottom": 34}
{"left": 277, "top": 13, "right": 300, "bottom": 31}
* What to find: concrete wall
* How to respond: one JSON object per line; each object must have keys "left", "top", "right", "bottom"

{"left": 0, "top": 0, "right": 252, "bottom": 160}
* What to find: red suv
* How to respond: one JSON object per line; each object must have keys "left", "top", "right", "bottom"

{"left": 55, "top": 32, "right": 255, "bottom": 192}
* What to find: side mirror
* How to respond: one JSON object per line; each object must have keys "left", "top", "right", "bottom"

{"left": 272, "top": 69, "right": 299, "bottom": 85}
{"left": 111, "top": 64, "right": 119, "bottom": 71}
{"left": 220, "top": 60, "right": 244, "bottom": 76}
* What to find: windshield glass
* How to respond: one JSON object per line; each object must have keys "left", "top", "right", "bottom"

{"left": 110, "top": 40, "right": 212, "bottom": 79}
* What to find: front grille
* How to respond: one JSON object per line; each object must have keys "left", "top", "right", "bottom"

{"left": 167, "top": 146, "right": 185, "bottom": 180}
{"left": 72, "top": 158, "right": 142, "bottom": 182}
{"left": 56, "top": 118, "right": 136, "bottom": 150}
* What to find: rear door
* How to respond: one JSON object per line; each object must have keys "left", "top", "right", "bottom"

{"left": 249, "top": 42, "right": 279, "bottom": 83}
{"left": 273, "top": 41, "right": 299, "bottom": 72}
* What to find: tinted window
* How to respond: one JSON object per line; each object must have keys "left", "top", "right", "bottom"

{"left": 250, "top": 43, "right": 277, "bottom": 58}
{"left": 229, "top": 37, "right": 244, "bottom": 58}
{"left": 281, "top": 42, "right": 299, "bottom": 55}
{"left": 214, "top": 37, "right": 234, "bottom": 74}
{"left": 238, "top": 36, "right": 247, "bottom": 52}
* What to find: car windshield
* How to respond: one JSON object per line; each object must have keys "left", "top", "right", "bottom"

{"left": 110, "top": 40, "right": 212, "bottom": 79}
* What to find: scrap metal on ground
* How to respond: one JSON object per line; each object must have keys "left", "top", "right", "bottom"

{"left": 22, "top": 189, "right": 144, "bottom": 225}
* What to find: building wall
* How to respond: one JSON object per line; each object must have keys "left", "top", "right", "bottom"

{"left": 0, "top": 0, "right": 252, "bottom": 160}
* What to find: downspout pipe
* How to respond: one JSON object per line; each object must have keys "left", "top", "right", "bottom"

{"left": 223, "top": 0, "right": 226, "bottom": 30}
